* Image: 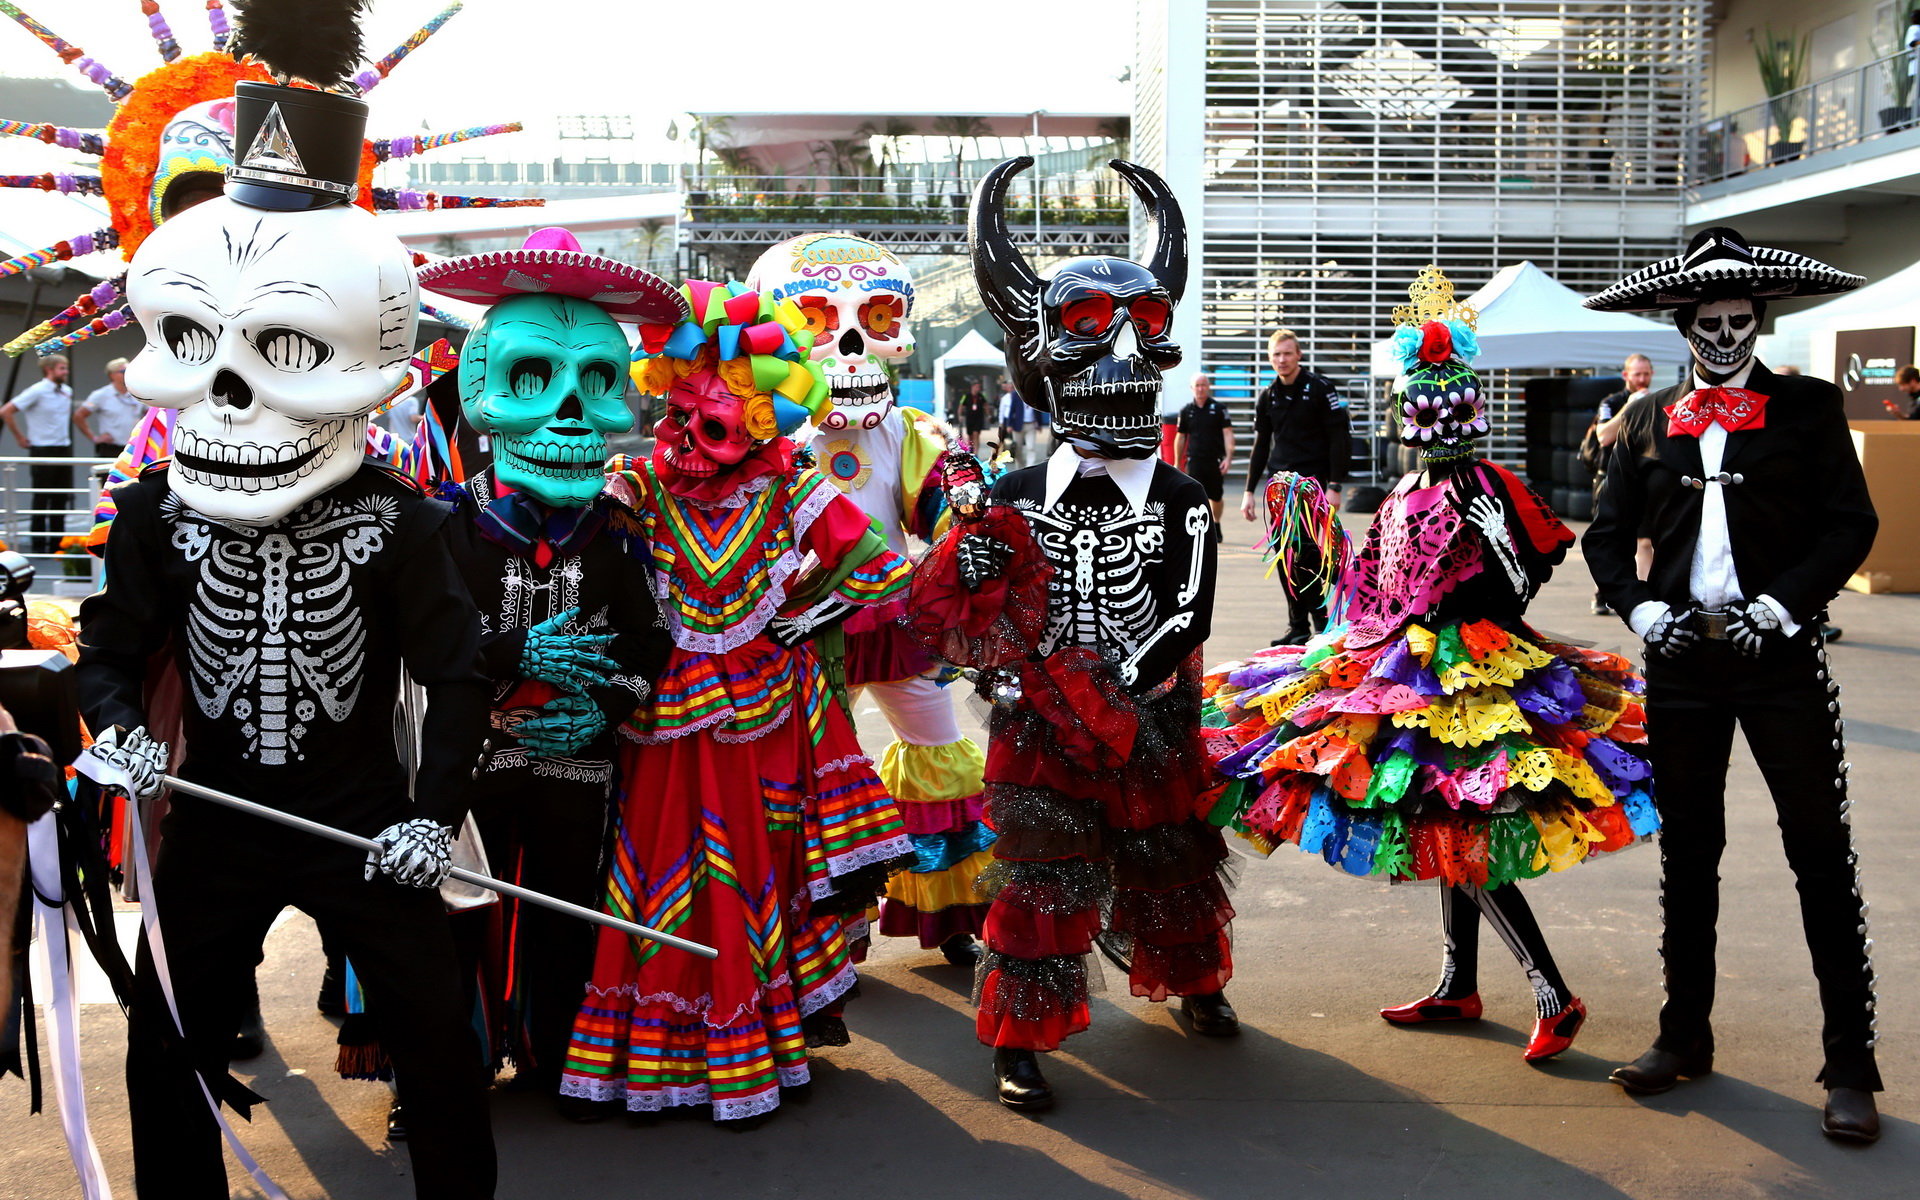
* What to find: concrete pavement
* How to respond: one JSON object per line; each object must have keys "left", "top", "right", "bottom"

{"left": 4, "top": 514, "right": 1917, "bottom": 1199}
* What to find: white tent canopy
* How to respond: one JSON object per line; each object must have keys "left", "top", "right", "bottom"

{"left": 1368, "top": 261, "right": 1689, "bottom": 377}
{"left": 933, "top": 329, "right": 1005, "bottom": 412}
{"left": 1766, "top": 256, "right": 1920, "bottom": 382}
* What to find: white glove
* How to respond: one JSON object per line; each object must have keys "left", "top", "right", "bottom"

{"left": 364, "top": 818, "right": 455, "bottom": 888}
{"left": 93, "top": 724, "right": 168, "bottom": 802}
{"left": 1642, "top": 606, "right": 1699, "bottom": 660}
{"left": 1725, "top": 599, "right": 1783, "bottom": 658}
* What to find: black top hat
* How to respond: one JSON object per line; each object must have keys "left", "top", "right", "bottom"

{"left": 226, "top": 81, "right": 367, "bottom": 212}
{"left": 1585, "top": 226, "right": 1863, "bottom": 312}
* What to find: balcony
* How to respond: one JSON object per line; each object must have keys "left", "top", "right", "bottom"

{"left": 1689, "top": 49, "right": 1920, "bottom": 237}
{"left": 681, "top": 175, "right": 1131, "bottom": 256}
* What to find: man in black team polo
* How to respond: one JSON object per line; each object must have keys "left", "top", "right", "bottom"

{"left": 1175, "top": 372, "right": 1235, "bottom": 534}
{"left": 1239, "top": 328, "right": 1350, "bottom": 644}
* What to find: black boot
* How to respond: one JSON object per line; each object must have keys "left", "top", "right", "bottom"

{"left": 385, "top": 1098, "right": 408, "bottom": 1142}
{"left": 1179, "top": 991, "right": 1241, "bottom": 1038}
{"left": 940, "top": 933, "right": 982, "bottom": 968}
{"left": 992, "top": 1048, "right": 1053, "bottom": 1112}
{"left": 1608, "top": 1045, "right": 1712, "bottom": 1095}
{"left": 1822, "top": 1088, "right": 1880, "bottom": 1144}
{"left": 230, "top": 977, "right": 265, "bottom": 1061}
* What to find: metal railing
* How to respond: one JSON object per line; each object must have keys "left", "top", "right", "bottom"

{"left": 1695, "top": 48, "right": 1920, "bottom": 186}
{"left": 0, "top": 455, "right": 109, "bottom": 596}
{"left": 682, "top": 174, "right": 1132, "bottom": 229}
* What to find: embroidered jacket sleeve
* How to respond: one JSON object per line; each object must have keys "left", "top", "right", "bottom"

{"left": 1759, "top": 391, "right": 1877, "bottom": 623}
{"left": 76, "top": 474, "right": 172, "bottom": 736}
{"left": 392, "top": 496, "right": 490, "bottom": 829}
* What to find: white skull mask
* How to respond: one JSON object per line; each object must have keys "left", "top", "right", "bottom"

{"left": 1684, "top": 297, "right": 1760, "bottom": 379}
{"left": 125, "top": 196, "right": 417, "bottom": 526}
{"left": 747, "top": 233, "right": 914, "bottom": 431}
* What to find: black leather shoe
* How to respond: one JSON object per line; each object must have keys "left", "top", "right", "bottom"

{"left": 230, "top": 995, "right": 265, "bottom": 1061}
{"left": 1180, "top": 991, "right": 1241, "bottom": 1038}
{"left": 1608, "top": 1046, "right": 1712, "bottom": 1095}
{"left": 1822, "top": 1087, "right": 1880, "bottom": 1144}
{"left": 385, "top": 1100, "right": 408, "bottom": 1142}
{"left": 993, "top": 1048, "right": 1054, "bottom": 1112}
{"left": 940, "top": 933, "right": 982, "bottom": 968}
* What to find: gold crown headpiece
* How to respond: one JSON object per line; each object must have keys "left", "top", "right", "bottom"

{"left": 1391, "top": 265, "right": 1478, "bottom": 331}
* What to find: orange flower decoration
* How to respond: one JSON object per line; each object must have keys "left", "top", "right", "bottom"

{"left": 859, "top": 297, "right": 902, "bottom": 340}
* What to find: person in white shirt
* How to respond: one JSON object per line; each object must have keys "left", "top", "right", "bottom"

{"left": 75, "top": 358, "right": 142, "bottom": 457}
{"left": 1584, "top": 227, "right": 1884, "bottom": 1145}
{"left": 1, "top": 354, "right": 75, "bottom": 552}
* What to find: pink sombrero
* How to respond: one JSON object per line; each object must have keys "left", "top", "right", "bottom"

{"left": 417, "top": 227, "right": 689, "bottom": 324}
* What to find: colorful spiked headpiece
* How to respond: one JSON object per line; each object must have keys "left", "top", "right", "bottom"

{"left": 632, "top": 281, "right": 831, "bottom": 437}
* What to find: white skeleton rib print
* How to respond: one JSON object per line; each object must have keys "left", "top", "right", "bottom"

{"left": 169, "top": 492, "right": 397, "bottom": 764}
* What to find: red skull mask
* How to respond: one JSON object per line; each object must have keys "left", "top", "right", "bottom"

{"left": 652, "top": 369, "right": 755, "bottom": 481}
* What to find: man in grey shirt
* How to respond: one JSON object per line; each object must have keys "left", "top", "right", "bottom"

{"left": 76, "top": 358, "right": 142, "bottom": 457}
{"left": 1, "top": 354, "right": 75, "bottom": 553}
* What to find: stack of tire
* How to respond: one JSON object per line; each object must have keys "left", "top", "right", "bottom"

{"left": 1521, "top": 375, "right": 1620, "bottom": 523}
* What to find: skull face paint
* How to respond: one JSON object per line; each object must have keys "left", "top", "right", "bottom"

{"left": 1683, "top": 297, "right": 1760, "bottom": 378}
{"left": 747, "top": 234, "right": 914, "bottom": 431}
{"left": 653, "top": 370, "right": 755, "bottom": 480}
{"left": 125, "top": 195, "right": 417, "bottom": 526}
{"left": 970, "top": 157, "right": 1187, "bottom": 460}
{"left": 460, "top": 294, "right": 633, "bottom": 508}
{"left": 149, "top": 98, "right": 238, "bottom": 226}
{"left": 1398, "top": 358, "right": 1487, "bottom": 465}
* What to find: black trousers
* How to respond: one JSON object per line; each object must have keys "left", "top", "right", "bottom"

{"left": 27, "top": 445, "right": 71, "bottom": 553}
{"left": 1282, "top": 536, "right": 1327, "bottom": 639}
{"left": 127, "top": 812, "right": 496, "bottom": 1198}
{"left": 1643, "top": 630, "right": 1880, "bottom": 1090}
{"left": 462, "top": 765, "right": 613, "bottom": 1079}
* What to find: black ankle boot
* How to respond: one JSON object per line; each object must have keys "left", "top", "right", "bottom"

{"left": 316, "top": 956, "right": 346, "bottom": 1017}
{"left": 1179, "top": 990, "right": 1241, "bottom": 1038}
{"left": 940, "top": 933, "right": 982, "bottom": 968}
{"left": 993, "top": 1048, "right": 1053, "bottom": 1112}
{"left": 230, "top": 982, "right": 265, "bottom": 1061}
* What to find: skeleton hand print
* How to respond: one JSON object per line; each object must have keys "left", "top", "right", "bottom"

{"left": 1461, "top": 493, "right": 1526, "bottom": 595}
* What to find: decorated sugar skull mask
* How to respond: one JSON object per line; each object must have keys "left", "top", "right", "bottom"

{"left": 458, "top": 295, "right": 633, "bottom": 507}
{"left": 125, "top": 195, "right": 417, "bottom": 525}
{"left": 1679, "top": 296, "right": 1761, "bottom": 380}
{"left": 971, "top": 157, "right": 1185, "bottom": 459}
{"left": 150, "top": 98, "right": 240, "bottom": 227}
{"left": 747, "top": 234, "right": 914, "bottom": 431}
{"left": 1398, "top": 357, "right": 1487, "bottom": 464}
{"left": 654, "top": 369, "right": 757, "bottom": 480}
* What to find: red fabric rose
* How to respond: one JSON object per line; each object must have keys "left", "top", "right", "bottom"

{"left": 1418, "top": 320, "right": 1453, "bottom": 363}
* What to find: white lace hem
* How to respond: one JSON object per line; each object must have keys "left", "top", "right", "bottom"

{"left": 808, "top": 834, "right": 912, "bottom": 899}
{"left": 557, "top": 1064, "right": 812, "bottom": 1121}
{"left": 580, "top": 956, "right": 858, "bottom": 1025}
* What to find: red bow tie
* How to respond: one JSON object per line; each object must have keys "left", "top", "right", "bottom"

{"left": 1665, "top": 387, "right": 1768, "bottom": 438}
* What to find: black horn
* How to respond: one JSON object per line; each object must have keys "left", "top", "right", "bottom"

{"left": 1109, "top": 159, "right": 1187, "bottom": 304}
{"left": 968, "top": 156, "right": 1045, "bottom": 379}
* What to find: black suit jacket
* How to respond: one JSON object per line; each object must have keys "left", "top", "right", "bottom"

{"left": 1584, "top": 362, "right": 1877, "bottom": 626}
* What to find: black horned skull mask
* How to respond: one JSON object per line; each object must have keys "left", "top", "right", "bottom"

{"left": 969, "top": 157, "right": 1187, "bottom": 459}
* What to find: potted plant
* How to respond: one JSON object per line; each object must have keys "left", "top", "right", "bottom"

{"left": 1755, "top": 27, "right": 1810, "bottom": 161}
{"left": 1874, "top": 15, "right": 1916, "bottom": 130}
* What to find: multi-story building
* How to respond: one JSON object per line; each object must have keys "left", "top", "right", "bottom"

{"left": 1134, "top": 0, "right": 1709, "bottom": 472}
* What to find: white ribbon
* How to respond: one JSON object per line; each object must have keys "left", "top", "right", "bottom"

{"left": 27, "top": 809, "right": 113, "bottom": 1200}
{"left": 74, "top": 749, "right": 289, "bottom": 1200}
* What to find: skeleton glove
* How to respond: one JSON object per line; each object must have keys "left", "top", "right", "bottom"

{"left": 1642, "top": 605, "right": 1700, "bottom": 660}
{"left": 1459, "top": 493, "right": 1527, "bottom": 597}
{"left": 365, "top": 818, "right": 454, "bottom": 888}
{"left": 93, "top": 725, "right": 169, "bottom": 802}
{"left": 1725, "top": 599, "right": 1784, "bottom": 658}
{"left": 513, "top": 693, "right": 608, "bottom": 758}
{"left": 518, "top": 607, "right": 620, "bottom": 693}
{"left": 956, "top": 534, "right": 1013, "bottom": 591}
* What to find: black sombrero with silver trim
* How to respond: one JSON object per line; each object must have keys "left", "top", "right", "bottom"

{"left": 1585, "top": 226, "right": 1863, "bottom": 312}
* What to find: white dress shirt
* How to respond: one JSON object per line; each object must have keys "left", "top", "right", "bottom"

{"left": 1043, "top": 443, "right": 1156, "bottom": 517}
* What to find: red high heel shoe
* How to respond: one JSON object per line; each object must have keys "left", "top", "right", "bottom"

{"left": 1379, "top": 992, "right": 1483, "bottom": 1025}
{"left": 1523, "top": 996, "right": 1587, "bottom": 1062}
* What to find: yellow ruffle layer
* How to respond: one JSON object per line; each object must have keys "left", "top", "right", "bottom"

{"left": 880, "top": 737, "right": 986, "bottom": 805}
{"left": 884, "top": 848, "right": 994, "bottom": 912}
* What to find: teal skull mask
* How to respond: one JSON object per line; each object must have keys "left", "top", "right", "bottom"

{"left": 460, "top": 294, "right": 634, "bottom": 507}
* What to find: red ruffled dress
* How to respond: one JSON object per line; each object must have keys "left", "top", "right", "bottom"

{"left": 910, "top": 502, "right": 1234, "bottom": 1051}
{"left": 560, "top": 442, "right": 913, "bottom": 1122}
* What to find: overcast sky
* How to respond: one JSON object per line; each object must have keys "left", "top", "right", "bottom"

{"left": 15, "top": 0, "right": 1134, "bottom": 155}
